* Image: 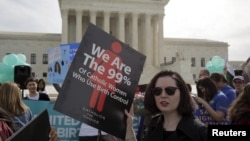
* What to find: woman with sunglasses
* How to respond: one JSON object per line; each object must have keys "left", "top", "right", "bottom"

{"left": 125, "top": 70, "right": 207, "bottom": 141}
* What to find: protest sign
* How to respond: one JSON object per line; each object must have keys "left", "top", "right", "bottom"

{"left": 48, "top": 43, "right": 80, "bottom": 84}
{"left": 7, "top": 110, "right": 50, "bottom": 141}
{"left": 48, "top": 45, "right": 70, "bottom": 84}
{"left": 54, "top": 23, "right": 146, "bottom": 139}
{"left": 194, "top": 106, "right": 231, "bottom": 125}
{"left": 23, "top": 100, "right": 81, "bottom": 141}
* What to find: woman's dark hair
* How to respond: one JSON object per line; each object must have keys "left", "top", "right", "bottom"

{"left": 25, "top": 77, "right": 37, "bottom": 86}
{"left": 37, "top": 79, "right": 46, "bottom": 91}
{"left": 196, "top": 77, "right": 218, "bottom": 102}
{"left": 186, "top": 83, "right": 192, "bottom": 93}
{"left": 144, "top": 70, "right": 194, "bottom": 116}
{"left": 210, "top": 72, "right": 227, "bottom": 83}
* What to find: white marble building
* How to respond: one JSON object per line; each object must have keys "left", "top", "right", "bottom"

{"left": 0, "top": 0, "right": 230, "bottom": 85}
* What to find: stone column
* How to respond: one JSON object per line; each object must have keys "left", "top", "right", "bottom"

{"left": 90, "top": 10, "right": 97, "bottom": 25}
{"left": 61, "top": 8, "right": 69, "bottom": 44}
{"left": 145, "top": 13, "right": 152, "bottom": 65}
{"left": 76, "top": 9, "right": 83, "bottom": 42}
{"left": 153, "top": 15, "right": 158, "bottom": 65}
{"left": 157, "top": 14, "right": 164, "bottom": 66}
{"left": 131, "top": 13, "right": 139, "bottom": 50}
{"left": 118, "top": 12, "right": 125, "bottom": 42}
{"left": 103, "top": 11, "right": 110, "bottom": 34}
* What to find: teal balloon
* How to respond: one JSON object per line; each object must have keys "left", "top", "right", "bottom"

{"left": 0, "top": 62, "right": 14, "bottom": 83}
{"left": 17, "top": 53, "right": 27, "bottom": 63}
{"left": 215, "top": 65, "right": 224, "bottom": 74}
{"left": 208, "top": 56, "right": 225, "bottom": 74}
{"left": 15, "top": 60, "right": 26, "bottom": 66}
{"left": 211, "top": 56, "right": 224, "bottom": 67}
{"left": 15, "top": 61, "right": 31, "bottom": 66}
{"left": 2, "top": 54, "right": 18, "bottom": 65}
{"left": 205, "top": 61, "right": 213, "bottom": 68}
{"left": 209, "top": 66, "right": 217, "bottom": 74}
{"left": 0, "top": 73, "right": 13, "bottom": 82}
{"left": 218, "top": 58, "right": 225, "bottom": 67}
{"left": 6, "top": 65, "right": 14, "bottom": 75}
{"left": 206, "top": 61, "right": 215, "bottom": 74}
{"left": 0, "top": 63, "right": 10, "bottom": 73}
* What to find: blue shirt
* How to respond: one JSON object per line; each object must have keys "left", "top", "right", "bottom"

{"left": 11, "top": 108, "right": 33, "bottom": 132}
{"left": 221, "top": 84, "right": 236, "bottom": 105}
{"left": 194, "top": 91, "right": 231, "bottom": 125}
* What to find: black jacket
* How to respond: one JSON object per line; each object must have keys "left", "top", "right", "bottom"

{"left": 144, "top": 114, "right": 207, "bottom": 141}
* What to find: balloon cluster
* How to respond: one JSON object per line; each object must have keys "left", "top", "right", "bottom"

{"left": 205, "top": 56, "right": 225, "bottom": 74}
{"left": 0, "top": 53, "right": 30, "bottom": 83}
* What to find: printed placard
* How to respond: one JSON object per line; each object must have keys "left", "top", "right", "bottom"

{"left": 54, "top": 23, "right": 146, "bottom": 139}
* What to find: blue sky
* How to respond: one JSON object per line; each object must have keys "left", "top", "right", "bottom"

{"left": 0, "top": 0, "right": 249, "bottom": 61}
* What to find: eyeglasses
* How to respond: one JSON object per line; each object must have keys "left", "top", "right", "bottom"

{"left": 152, "top": 87, "right": 179, "bottom": 96}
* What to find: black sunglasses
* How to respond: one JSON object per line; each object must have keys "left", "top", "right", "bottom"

{"left": 152, "top": 87, "right": 179, "bottom": 96}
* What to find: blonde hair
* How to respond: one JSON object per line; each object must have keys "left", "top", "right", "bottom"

{"left": 0, "top": 82, "right": 29, "bottom": 116}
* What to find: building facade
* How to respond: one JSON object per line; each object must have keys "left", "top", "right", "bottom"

{"left": 0, "top": 0, "right": 235, "bottom": 85}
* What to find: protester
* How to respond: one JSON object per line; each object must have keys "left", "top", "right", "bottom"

{"left": 125, "top": 70, "right": 207, "bottom": 141}
{"left": 0, "top": 82, "right": 58, "bottom": 141}
{"left": 195, "top": 77, "right": 231, "bottom": 125}
{"left": 0, "top": 82, "right": 33, "bottom": 132}
{"left": 198, "top": 69, "right": 210, "bottom": 79}
{"left": 227, "top": 83, "right": 250, "bottom": 125}
{"left": 23, "top": 77, "right": 50, "bottom": 101}
{"left": 0, "top": 107, "right": 14, "bottom": 141}
{"left": 210, "top": 72, "right": 236, "bottom": 106}
{"left": 232, "top": 75, "right": 245, "bottom": 97}
{"left": 37, "top": 78, "right": 48, "bottom": 94}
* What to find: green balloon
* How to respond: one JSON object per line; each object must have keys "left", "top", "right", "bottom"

{"left": 211, "top": 56, "right": 225, "bottom": 67}
{"left": 0, "top": 63, "right": 12, "bottom": 73}
{"left": 17, "top": 53, "right": 27, "bottom": 63}
{"left": 2, "top": 54, "right": 18, "bottom": 65}
{"left": 0, "top": 73, "right": 13, "bottom": 83}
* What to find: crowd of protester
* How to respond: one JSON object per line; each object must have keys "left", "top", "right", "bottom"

{"left": 0, "top": 77, "right": 57, "bottom": 141}
{"left": 0, "top": 57, "right": 250, "bottom": 141}
{"left": 129, "top": 57, "right": 250, "bottom": 141}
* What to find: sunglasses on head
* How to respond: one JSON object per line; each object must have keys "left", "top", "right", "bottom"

{"left": 152, "top": 86, "right": 179, "bottom": 96}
